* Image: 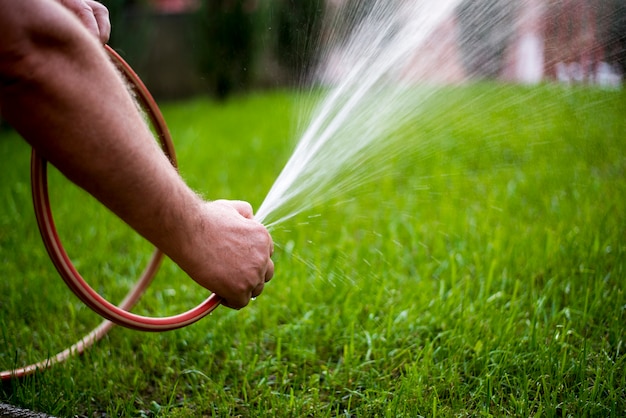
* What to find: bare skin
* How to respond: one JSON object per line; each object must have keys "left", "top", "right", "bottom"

{"left": 0, "top": 0, "right": 274, "bottom": 309}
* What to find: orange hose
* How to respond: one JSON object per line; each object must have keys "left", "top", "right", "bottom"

{"left": 1, "top": 46, "right": 220, "bottom": 380}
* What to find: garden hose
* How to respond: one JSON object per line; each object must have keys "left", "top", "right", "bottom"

{"left": 1, "top": 45, "right": 220, "bottom": 381}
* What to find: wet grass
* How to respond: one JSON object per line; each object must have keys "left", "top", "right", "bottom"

{"left": 1, "top": 84, "right": 625, "bottom": 417}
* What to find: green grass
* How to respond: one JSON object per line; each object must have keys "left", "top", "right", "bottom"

{"left": 1, "top": 84, "right": 625, "bottom": 417}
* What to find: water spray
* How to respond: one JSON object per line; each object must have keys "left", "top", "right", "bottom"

{"left": 1, "top": 46, "right": 221, "bottom": 381}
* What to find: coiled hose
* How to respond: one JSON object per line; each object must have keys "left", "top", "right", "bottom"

{"left": 1, "top": 46, "right": 220, "bottom": 381}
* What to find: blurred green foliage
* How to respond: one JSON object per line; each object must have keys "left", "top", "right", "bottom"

{"left": 103, "top": 0, "right": 326, "bottom": 99}
{"left": 274, "top": 0, "right": 325, "bottom": 84}
{"left": 193, "top": 0, "right": 257, "bottom": 99}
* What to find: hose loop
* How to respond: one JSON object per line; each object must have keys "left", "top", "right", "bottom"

{"left": 1, "top": 45, "right": 220, "bottom": 380}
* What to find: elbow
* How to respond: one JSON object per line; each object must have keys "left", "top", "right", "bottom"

{"left": 0, "top": 1, "right": 95, "bottom": 90}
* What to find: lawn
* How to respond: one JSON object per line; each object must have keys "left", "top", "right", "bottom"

{"left": 0, "top": 84, "right": 625, "bottom": 417}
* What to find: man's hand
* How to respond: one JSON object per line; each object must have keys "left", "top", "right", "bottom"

{"left": 58, "top": 0, "right": 110, "bottom": 43}
{"left": 179, "top": 200, "right": 275, "bottom": 310}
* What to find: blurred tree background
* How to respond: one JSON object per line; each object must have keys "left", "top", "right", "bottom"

{"left": 0, "top": 0, "right": 621, "bottom": 106}
{"left": 596, "top": 0, "right": 626, "bottom": 75}
{"left": 456, "top": 0, "right": 518, "bottom": 79}
{"left": 100, "top": 0, "right": 623, "bottom": 100}
{"left": 103, "top": 0, "right": 325, "bottom": 100}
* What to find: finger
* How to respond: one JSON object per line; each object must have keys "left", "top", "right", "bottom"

{"left": 86, "top": 0, "right": 110, "bottom": 43}
{"left": 265, "top": 259, "right": 274, "bottom": 282}
{"left": 228, "top": 200, "right": 254, "bottom": 219}
{"left": 251, "top": 282, "right": 264, "bottom": 299}
{"left": 221, "top": 297, "right": 247, "bottom": 311}
{"left": 60, "top": 0, "right": 100, "bottom": 40}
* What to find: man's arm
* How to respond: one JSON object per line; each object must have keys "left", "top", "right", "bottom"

{"left": 0, "top": 0, "right": 273, "bottom": 309}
